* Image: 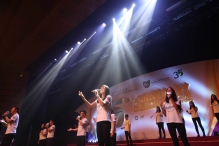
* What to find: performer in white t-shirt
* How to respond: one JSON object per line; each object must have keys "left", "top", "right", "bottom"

{"left": 46, "top": 119, "right": 55, "bottom": 146}
{"left": 160, "top": 87, "right": 190, "bottom": 146}
{"left": 38, "top": 123, "right": 47, "bottom": 146}
{"left": 210, "top": 94, "right": 219, "bottom": 122}
{"left": 121, "top": 114, "right": 133, "bottom": 146}
{"left": 78, "top": 85, "right": 112, "bottom": 146}
{"left": 186, "top": 101, "right": 205, "bottom": 137}
{"left": 110, "top": 110, "right": 117, "bottom": 146}
{"left": 1, "top": 106, "right": 19, "bottom": 146}
{"left": 67, "top": 110, "right": 88, "bottom": 146}
{"left": 153, "top": 106, "right": 166, "bottom": 139}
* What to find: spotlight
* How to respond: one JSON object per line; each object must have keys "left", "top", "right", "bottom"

{"left": 54, "top": 58, "right": 57, "bottom": 61}
{"left": 132, "top": 3, "right": 135, "bottom": 7}
{"left": 112, "top": 18, "right": 115, "bottom": 21}
{"left": 84, "top": 38, "right": 86, "bottom": 41}
{"left": 123, "top": 8, "right": 127, "bottom": 13}
{"left": 71, "top": 48, "right": 73, "bottom": 50}
{"left": 102, "top": 23, "right": 106, "bottom": 27}
{"left": 78, "top": 42, "right": 81, "bottom": 44}
{"left": 65, "top": 50, "right": 69, "bottom": 54}
{"left": 94, "top": 31, "right": 96, "bottom": 34}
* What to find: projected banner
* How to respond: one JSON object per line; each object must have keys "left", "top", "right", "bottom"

{"left": 76, "top": 59, "right": 219, "bottom": 141}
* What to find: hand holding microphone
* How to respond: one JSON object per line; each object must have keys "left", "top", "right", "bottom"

{"left": 76, "top": 116, "right": 80, "bottom": 120}
{"left": 91, "top": 89, "right": 100, "bottom": 96}
{"left": 167, "top": 92, "right": 172, "bottom": 99}
{"left": 91, "top": 89, "right": 100, "bottom": 93}
{"left": 2, "top": 111, "right": 9, "bottom": 117}
{"left": 45, "top": 123, "right": 49, "bottom": 128}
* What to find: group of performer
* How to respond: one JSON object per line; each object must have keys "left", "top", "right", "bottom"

{"left": 38, "top": 119, "right": 55, "bottom": 146}
{"left": 73, "top": 85, "right": 219, "bottom": 146}
{"left": 1, "top": 85, "right": 219, "bottom": 146}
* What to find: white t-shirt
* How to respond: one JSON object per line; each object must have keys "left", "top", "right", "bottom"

{"left": 96, "top": 95, "right": 112, "bottom": 122}
{"left": 6, "top": 113, "right": 19, "bottom": 134}
{"left": 110, "top": 114, "right": 116, "bottom": 134}
{"left": 77, "top": 118, "right": 88, "bottom": 136}
{"left": 124, "top": 119, "right": 131, "bottom": 131}
{"left": 156, "top": 112, "right": 163, "bottom": 123}
{"left": 189, "top": 107, "right": 199, "bottom": 118}
{"left": 39, "top": 129, "right": 47, "bottom": 140}
{"left": 47, "top": 125, "right": 55, "bottom": 138}
{"left": 211, "top": 101, "right": 219, "bottom": 113}
{"left": 163, "top": 100, "right": 183, "bottom": 123}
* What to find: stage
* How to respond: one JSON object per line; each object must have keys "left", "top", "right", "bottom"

{"left": 67, "top": 136, "right": 219, "bottom": 146}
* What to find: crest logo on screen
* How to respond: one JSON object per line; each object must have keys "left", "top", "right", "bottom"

{"left": 173, "top": 69, "right": 183, "bottom": 79}
{"left": 143, "top": 80, "right": 150, "bottom": 88}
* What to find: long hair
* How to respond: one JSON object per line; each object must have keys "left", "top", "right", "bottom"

{"left": 156, "top": 106, "right": 161, "bottom": 113}
{"left": 97, "top": 85, "right": 110, "bottom": 103}
{"left": 177, "top": 104, "right": 183, "bottom": 113}
{"left": 211, "top": 94, "right": 219, "bottom": 105}
{"left": 165, "top": 87, "right": 178, "bottom": 103}
{"left": 189, "top": 101, "right": 196, "bottom": 109}
{"left": 101, "top": 85, "right": 110, "bottom": 100}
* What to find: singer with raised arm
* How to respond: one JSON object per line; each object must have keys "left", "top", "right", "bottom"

{"left": 160, "top": 87, "right": 190, "bottom": 146}
{"left": 1, "top": 106, "right": 19, "bottom": 146}
{"left": 78, "top": 85, "right": 112, "bottom": 146}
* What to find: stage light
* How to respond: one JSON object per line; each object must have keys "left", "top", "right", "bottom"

{"left": 71, "top": 48, "right": 73, "bottom": 50}
{"left": 65, "top": 50, "right": 69, "bottom": 54}
{"left": 84, "top": 38, "right": 86, "bottom": 41}
{"left": 132, "top": 3, "right": 135, "bottom": 7}
{"left": 102, "top": 23, "right": 106, "bottom": 27}
{"left": 54, "top": 58, "right": 57, "bottom": 61}
{"left": 112, "top": 18, "right": 115, "bottom": 21}
{"left": 78, "top": 42, "right": 81, "bottom": 44}
{"left": 123, "top": 8, "right": 127, "bottom": 13}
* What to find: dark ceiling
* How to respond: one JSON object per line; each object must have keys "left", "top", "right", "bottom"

{"left": 0, "top": 0, "right": 106, "bottom": 73}
{"left": 0, "top": 0, "right": 106, "bottom": 116}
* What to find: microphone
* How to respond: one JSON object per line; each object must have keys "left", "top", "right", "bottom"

{"left": 167, "top": 92, "right": 171, "bottom": 98}
{"left": 76, "top": 116, "right": 80, "bottom": 120}
{"left": 91, "top": 89, "right": 100, "bottom": 93}
{"left": 2, "top": 111, "right": 9, "bottom": 116}
{"left": 46, "top": 123, "right": 50, "bottom": 127}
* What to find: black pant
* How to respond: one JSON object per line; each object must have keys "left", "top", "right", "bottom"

{"left": 77, "top": 136, "right": 85, "bottom": 146}
{"left": 39, "top": 139, "right": 46, "bottom": 146}
{"left": 97, "top": 121, "right": 111, "bottom": 146}
{"left": 167, "top": 123, "right": 190, "bottom": 146}
{"left": 46, "top": 138, "right": 54, "bottom": 146}
{"left": 125, "top": 131, "right": 133, "bottom": 146}
{"left": 0, "top": 133, "right": 15, "bottom": 146}
{"left": 192, "top": 117, "right": 205, "bottom": 136}
{"left": 110, "top": 133, "right": 116, "bottom": 146}
{"left": 215, "top": 113, "right": 219, "bottom": 121}
{"left": 157, "top": 122, "right": 165, "bottom": 138}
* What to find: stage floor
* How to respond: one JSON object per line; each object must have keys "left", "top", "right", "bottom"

{"left": 68, "top": 136, "right": 219, "bottom": 146}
